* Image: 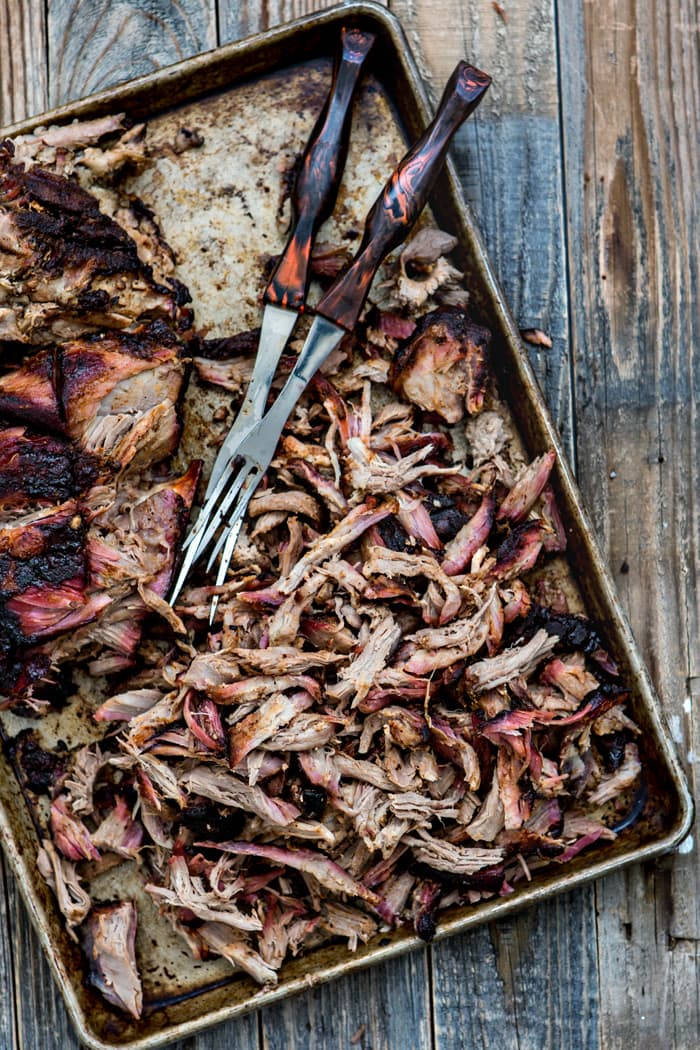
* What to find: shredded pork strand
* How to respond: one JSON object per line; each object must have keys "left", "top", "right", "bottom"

{"left": 405, "top": 832, "right": 506, "bottom": 874}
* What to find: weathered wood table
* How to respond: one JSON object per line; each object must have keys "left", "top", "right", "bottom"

{"left": 1, "top": 1, "right": 697, "bottom": 1047}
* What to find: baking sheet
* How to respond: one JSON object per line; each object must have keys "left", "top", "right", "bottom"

{"left": 0, "top": 4, "right": 692, "bottom": 1048}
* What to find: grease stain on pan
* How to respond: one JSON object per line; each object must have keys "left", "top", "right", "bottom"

{"left": 125, "top": 60, "right": 406, "bottom": 486}
{"left": 126, "top": 61, "right": 401, "bottom": 340}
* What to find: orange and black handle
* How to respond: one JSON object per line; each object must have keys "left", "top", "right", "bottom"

{"left": 263, "top": 26, "right": 375, "bottom": 311}
{"left": 315, "top": 61, "right": 491, "bottom": 332}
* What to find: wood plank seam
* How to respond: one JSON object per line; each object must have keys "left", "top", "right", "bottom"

{"left": 0, "top": 852, "right": 19, "bottom": 1050}
{"left": 552, "top": 0, "right": 580, "bottom": 480}
{"left": 427, "top": 944, "right": 438, "bottom": 1050}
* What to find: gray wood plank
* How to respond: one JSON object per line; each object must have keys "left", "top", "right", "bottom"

{"left": 557, "top": 0, "right": 700, "bottom": 1046}
{"left": 261, "top": 952, "right": 432, "bottom": 1050}
{"left": 0, "top": 0, "right": 47, "bottom": 125}
{"left": 0, "top": 855, "right": 18, "bottom": 1050}
{"left": 217, "top": 0, "right": 384, "bottom": 45}
{"left": 6, "top": 873, "right": 81, "bottom": 1050}
{"left": 46, "top": 0, "right": 217, "bottom": 106}
{"left": 432, "top": 891, "right": 598, "bottom": 1050}
{"left": 165, "top": 1012, "right": 261, "bottom": 1050}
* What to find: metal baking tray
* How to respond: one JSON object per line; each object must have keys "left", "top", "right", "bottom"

{"left": 0, "top": 3, "right": 692, "bottom": 1047}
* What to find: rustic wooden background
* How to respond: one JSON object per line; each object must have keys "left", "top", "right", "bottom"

{"left": 0, "top": 0, "right": 698, "bottom": 1047}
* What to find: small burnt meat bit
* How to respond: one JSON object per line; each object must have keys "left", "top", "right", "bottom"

{"left": 516, "top": 604, "right": 618, "bottom": 672}
{"left": 5, "top": 728, "right": 66, "bottom": 792}
{"left": 198, "top": 327, "right": 261, "bottom": 360}
{"left": 0, "top": 639, "right": 70, "bottom": 712}
{"left": 596, "top": 730, "right": 629, "bottom": 771}
{"left": 426, "top": 493, "right": 468, "bottom": 541}
{"left": 377, "top": 515, "right": 410, "bottom": 552}
{"left": 488, "top": 520, "right": 546, "bottom": 582}
{"left": 390, "top": 306, "right": 491, "bottom": 423}
{"left": 412, "top": 879, "right": 441, "bottom": 942}
{"left": 180, "top": 802, "right": 245, "bottom": 841}
{"left": 301, "top": 784, "right": 327, "bottom": 820}
{"left": 0, "top": 424, "right": 99, "bottom": 511}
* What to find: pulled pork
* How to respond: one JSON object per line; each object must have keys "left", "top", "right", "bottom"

{"left": 4, "top": 117, "right": 644, "bottom": 1019}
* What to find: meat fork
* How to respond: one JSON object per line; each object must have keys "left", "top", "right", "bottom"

{"left": 170, "top": 26, "right": 376, "bottom": 603}
{"left": 175, "top": 61, "right": 491, "bottom": 622}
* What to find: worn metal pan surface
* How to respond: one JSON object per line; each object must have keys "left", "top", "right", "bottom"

{"left": 0, "top": 3, "right": 692, "bottom": 1047}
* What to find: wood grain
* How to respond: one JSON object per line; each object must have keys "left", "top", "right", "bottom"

{"left": 432, "top": 893, "right": 598, "bottom": 1050}
{"left": 557, "top": 0, "right": 700, "bottom": 1046}
{"left": 0, "top": 0, "right": 48, "bottom": 124}
{"left": 6, "top": 873, "right": 87, "bottom": 1050}
{"left": 46, "top": 0, "right": 217, "bottom": 106}
{"left": 164, "top": 1011, "right": 261, "bottom": 1050}
{"left": 261, "top": 952, "right": 432, "bottom": 1050}
{"left": 0, "top": 855, "right": 17, "bottom": 1049}
{"left": 217, "top": 0, "right": 384, "bottom": 45}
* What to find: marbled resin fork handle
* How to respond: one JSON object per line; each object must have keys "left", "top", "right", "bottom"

{"left": 171, "top": 27, "right": 375, "bottom": 603}
{"left": 315, "top": 60, "right": 491, "bottom": 332}
{"left": 264, "top": 25, "right": 376, "bottom": 312}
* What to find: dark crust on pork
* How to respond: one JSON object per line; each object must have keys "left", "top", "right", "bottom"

{"left": 388, "top": 306, "right": 492, "bottom": 423}
{"left": 0, "top": 424, "right": 99, "bottom": 505}
{"left": 65, "top": 319, "right": 183, "bottom": 360}
{"left": 392, "top": 307, "right": 488, "bottom": 374}
{"left": 0, "top": 507, "right": 85, "bottom": 597}
{"left": 516, "top": 604, "right": 612, "bottom": 660}
{"left": 0, "top": 505, "right": 86, "bottom": 645}
{"left": 198, "top": 328, "right": 261, "bottom": 360}
{"left": 0, "top": 137, "right": 197, "bottom": 704}
{"left": 4, "top": 727, "right": 67, "bottom": 793}
{"left": 0, "top": 643, "right": 59, "bottom": 708}
{"left": 0, "top": 152, "right": 143, "bottom": 278}
{"left": 0, "top": 350, "right": 64, "bottom": 431}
